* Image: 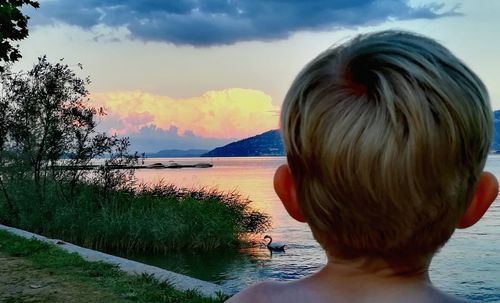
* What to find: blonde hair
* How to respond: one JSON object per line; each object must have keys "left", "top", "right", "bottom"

{"left": 281, "top": 30, "right": 492, "bottom": 261}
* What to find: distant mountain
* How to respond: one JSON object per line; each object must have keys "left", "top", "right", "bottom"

{"left": 202, "top": 130, "right": 284, "bottom": 157}
{"left": 145, "top": 149, "right": 209, "bottom": 158}
{"left": 493, "top": 110, "right": 500, "bottom": 151}
{"left": 201, "top": 109, "right": 500, "bottom": 157}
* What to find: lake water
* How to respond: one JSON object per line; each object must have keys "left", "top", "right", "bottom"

{"left": 131, "top": 156, "right": 500, "bottom": 302}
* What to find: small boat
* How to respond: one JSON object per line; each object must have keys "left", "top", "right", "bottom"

{"left": 147, "top": 162, "right": 165, "bottom": 169}
{"left": 193, "top": 163, "right": 213, "bottom": 168}
{"left": 166, "top": 162, "right": 183, "bottom": 169}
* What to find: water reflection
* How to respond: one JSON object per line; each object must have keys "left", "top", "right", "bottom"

{"left": 132, "top": 157, "right": 326, "bottom": 293}
{"left": 135, "top": 157, "right": 284, "bottom": 213}
{"left": 126, "top": 247, "right": 270, "bottom": 283}
{"left": 130, "top": 156, "right": 500, "bottom": 300}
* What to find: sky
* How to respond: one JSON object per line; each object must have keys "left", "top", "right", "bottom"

{"left": 16, "top": 0, "right": 500, "bottom": 153}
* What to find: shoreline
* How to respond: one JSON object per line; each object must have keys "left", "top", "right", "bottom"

{"left": 0, "top": 224, "right": 228, "bottom": 299}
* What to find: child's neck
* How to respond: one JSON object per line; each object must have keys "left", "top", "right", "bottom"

{"left": 324, "top": 254, "right": 431, "bottom": 280}
{"left": 321, "top": 255, "right": 430, "bottom": 284}
{"left": 303, "top": 255, "right": 453, "bottom": 303}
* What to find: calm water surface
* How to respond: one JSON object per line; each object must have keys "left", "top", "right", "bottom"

{"left": 130, "top": 156, "right": 500, "bottom": 301}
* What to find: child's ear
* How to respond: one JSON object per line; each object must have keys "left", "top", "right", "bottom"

{"left": 273, "top": 164, "right": 306, "bottom": 223}
{"left": 458, "top": 171, "right": 498, "bottom": 229}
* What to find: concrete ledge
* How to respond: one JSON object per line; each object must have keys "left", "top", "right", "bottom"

{"left": 0, "top": 224, "right": 227, "bottom": 298}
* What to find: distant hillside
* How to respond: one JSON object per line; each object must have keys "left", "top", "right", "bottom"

{"left": 145, "top": 149, "right": 209, "bottom": 158}
{"left": 493, "top": 110, "right": 500, "bottom": 151}
{"left": 201, "top": 110, "right": 500, "bottom": 157}
{"left": 202, "top": 130, "right": 284, "bottom": 157}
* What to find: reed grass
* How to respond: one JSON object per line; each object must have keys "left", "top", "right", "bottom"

{"left": 0, "top": 179, "right": 270, "bottom": 253}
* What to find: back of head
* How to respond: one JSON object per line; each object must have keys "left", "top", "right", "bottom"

{"left": 281, "top": 30, "right": 492, "bottom": 262}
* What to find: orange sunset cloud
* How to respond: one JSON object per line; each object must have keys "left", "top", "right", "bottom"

{"left": 91, "top": 88, "right": 280, "bottom": 139}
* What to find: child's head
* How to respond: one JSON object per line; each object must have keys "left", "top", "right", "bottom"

{"left": 275, "top": 30, "right": 498, "bottom": 265}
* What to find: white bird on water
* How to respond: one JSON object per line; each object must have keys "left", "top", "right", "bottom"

{"left": 264, "top": 235, "right": 286, "bottom": 252}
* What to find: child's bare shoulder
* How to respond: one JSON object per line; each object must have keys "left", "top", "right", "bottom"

{"left": 225, "top": 280, "right": 474, "bottom": 303}
{"left": 225, "top": 281, "right": 289, "bottom": 303}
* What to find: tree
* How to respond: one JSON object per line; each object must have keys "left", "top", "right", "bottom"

{"left": 0, "top": 57, "right": 140, "bottom": 209}
{"left": 0, "top": 70, "right": 13, "bottom": 212}
{"left": 0, "top": 0, "right": 39, "bottom": 70}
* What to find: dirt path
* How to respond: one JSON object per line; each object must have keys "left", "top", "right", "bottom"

{"left": 0, "top": 252, "right": 128, "bottom": 303}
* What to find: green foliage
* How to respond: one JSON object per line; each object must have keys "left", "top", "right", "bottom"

{"left": 0, "top": 230, "right": 228, "bottom": 302}
{"left": 136, "top": 183, "right": 271, "bottom": 234}
{"left": 0, "top": 57, "right": 140, "bottom": 197}
{"left": 0, "top": 57, "right": 141, "bottom": 224}
{"left": 0, "top": 0, "right": 39, "bottom": 69}
{"left": 0, "top": 57, "right": 269, "bottom": 254}
{"left": 0, "top": 180, "right": 270, "bottom": 252}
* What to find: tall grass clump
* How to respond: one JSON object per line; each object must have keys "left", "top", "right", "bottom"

{"left": 0, "top": 180, "right": 270, "bottom": 253}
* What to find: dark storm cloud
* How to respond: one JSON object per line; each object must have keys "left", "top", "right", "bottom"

{"left": 31, "top": 0, "right": 458, "bottom": 46}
